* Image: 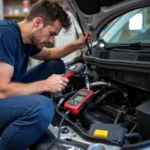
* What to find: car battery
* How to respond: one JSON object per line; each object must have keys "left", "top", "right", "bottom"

{"left": 89, "top": 123, "right": 127, "bottom": 145}
{"left": 136, "top": 100, "right": 150, "bottom": 138}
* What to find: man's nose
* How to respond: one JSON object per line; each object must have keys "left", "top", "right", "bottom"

{"left": 49, "top": 37, "right": 54, "bottom": 44}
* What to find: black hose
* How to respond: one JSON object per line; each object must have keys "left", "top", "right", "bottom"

{"left": 125, "top": 133, "right": 142, "bottom": 142}
{"left": 94, "top": 90, "right": 119, "bottom": 105}
{"left": 121, "top": 140, "right": 150, "bottom": 150}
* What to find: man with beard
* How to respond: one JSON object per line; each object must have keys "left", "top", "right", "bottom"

{"left": 0, "top": 0, "right": 91, "bottom": 150}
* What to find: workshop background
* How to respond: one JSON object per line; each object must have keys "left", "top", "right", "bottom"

{"left": 0, "top": 0, "right": 82, "bottom": 68}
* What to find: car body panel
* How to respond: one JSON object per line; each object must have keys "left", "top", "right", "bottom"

{"left": 64, "top": 0, "right": 150, "bottom": 41}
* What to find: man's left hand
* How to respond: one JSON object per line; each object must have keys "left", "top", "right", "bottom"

{"left": 75, "top": 32, "right": 91, "bottom": 49}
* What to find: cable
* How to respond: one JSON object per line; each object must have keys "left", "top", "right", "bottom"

{"left": 114, "top": 110, "right": 122, "bottom": 124}
{"left": 129, "top": 124, "right": 137, "bottom": 133}
{"left": 57, "top": 91, "right": 77, "bottom": 108}
{"left": 75, "top": 12, "right": 92, "bottom": 55}
{"left": 57, "top": 109, "right": 72, "bottom": 142}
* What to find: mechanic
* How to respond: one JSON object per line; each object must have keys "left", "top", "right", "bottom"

{"left": 0, "top": 0, "right": 91, "bottom": 150}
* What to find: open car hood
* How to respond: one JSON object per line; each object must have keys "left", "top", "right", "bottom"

{"left": 64, "top": 0, "right": 150, "bottom": 41}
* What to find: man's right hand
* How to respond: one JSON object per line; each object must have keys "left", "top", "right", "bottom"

{"left": 0, "top": 61, "right": 69, "bottom": 97}
{"left": 45, "top": 74, "right": 69, "bottom": 93}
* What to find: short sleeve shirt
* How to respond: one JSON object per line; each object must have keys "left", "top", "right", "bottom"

{"left": 0, "top": 20, "right": 40, "bottom": 82}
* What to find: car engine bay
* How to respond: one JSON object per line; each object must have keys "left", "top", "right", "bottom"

{"left": 30, "top": 53, "right": 150, "bottom": 150}
{"left": 44, "top": 57, "right": 150, "bottom": 149}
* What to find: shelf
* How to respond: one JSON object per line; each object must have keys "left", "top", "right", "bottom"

{"left": 4, "top": 14, "right": 26, "bottom": 19}
{"left": 30, "top": 0, "right": 62, "bottom": 2}
{"left": 4, "top": 0, "right": 62, "bottom": 2}
{"left": 3, "top": 0, "right": 63, "bottom": 19}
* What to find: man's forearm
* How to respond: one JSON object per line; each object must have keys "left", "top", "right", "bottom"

{"left": 48, "top": 41, "right": 79, "bottom": 59}
{"left": 0, "top": 80, "right": 47, "bottom": 99}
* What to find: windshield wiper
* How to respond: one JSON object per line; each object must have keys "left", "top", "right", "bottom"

{"left": 98, "top": 39, "right": 150, "bottom": 50}
{"left": 106, "top": 42, "right": 150, "bottom": 50}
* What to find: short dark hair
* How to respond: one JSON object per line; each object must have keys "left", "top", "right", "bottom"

{"left": 25, "top": 0, "right": 71, "bottom": 31}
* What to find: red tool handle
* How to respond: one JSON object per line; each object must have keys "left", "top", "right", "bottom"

{"left": 64, "top": 72, "right": 75, "bottom": 79}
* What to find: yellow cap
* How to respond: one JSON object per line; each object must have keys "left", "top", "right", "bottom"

{"left": 93, "top": 129, "right": 108, "bottom": 138}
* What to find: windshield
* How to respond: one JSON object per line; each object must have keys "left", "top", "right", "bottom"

{"left": 100, "top": 6, "right": 150, "bottom": 44}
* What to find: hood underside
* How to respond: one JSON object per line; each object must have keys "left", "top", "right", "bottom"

{"left": 64, "top": 0, "right": 150, "bottom": 40}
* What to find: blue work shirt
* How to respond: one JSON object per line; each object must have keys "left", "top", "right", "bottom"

{"left": 0, "top": 20, "right": 39, "bottom": 82}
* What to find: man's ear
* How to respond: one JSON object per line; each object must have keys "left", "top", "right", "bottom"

{"left": 33, "top": 17, "right": 44, "bottom": 29}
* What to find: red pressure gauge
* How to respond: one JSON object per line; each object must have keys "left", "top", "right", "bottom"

{"left": 64, "top": 89, "right": 94, "bottom": 115}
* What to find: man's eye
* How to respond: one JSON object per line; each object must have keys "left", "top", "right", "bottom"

{"left": 49, "top": 33, "right": 55, "bottom": 36}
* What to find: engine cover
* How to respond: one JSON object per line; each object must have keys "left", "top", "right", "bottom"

{"left": 82, "top": 110, "right": 113, "bottom": 128}
{"left": 136, "top": 100, "right": 150, "bottom": 138}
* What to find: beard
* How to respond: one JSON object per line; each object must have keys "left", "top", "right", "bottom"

{"left": 31, "top": 32, "right": 43, "bottom": 51}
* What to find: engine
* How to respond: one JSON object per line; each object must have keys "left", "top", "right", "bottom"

{"left": 53, "top": 62, "right": 150, "bottom": 146}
